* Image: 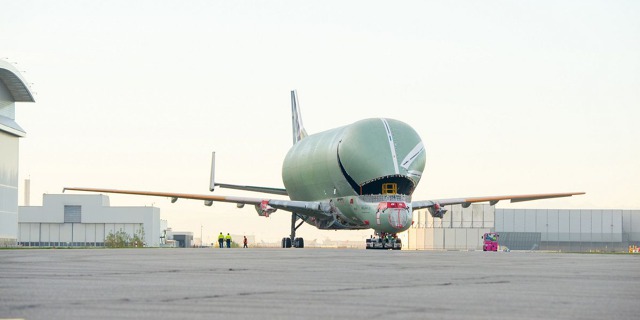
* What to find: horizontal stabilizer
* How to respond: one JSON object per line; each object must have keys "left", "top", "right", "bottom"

{"left": 209, "top": 151, "right": 286, "bottom": 195}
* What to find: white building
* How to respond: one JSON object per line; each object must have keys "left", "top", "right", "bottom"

{"left": 167, "top": 230, "right": 193, "bottom": 248}
{"left": 495, "top": 208, "right": 638, "bottom": 252}
{"left": 407, "top": 204, "right": 640, "bottom": 252}
{"left": 407, "top": 204, "right": 494, "bottom": 250}
{"left": 0, "top": 60, "right": 35, "bottom": 247}
{"left": 19, "top": 194, "right": 162, "bottom": 247}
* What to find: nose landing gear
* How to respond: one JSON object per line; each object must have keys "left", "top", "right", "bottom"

{"left": 365, "top": 232, "right": 401, "bottom": 250}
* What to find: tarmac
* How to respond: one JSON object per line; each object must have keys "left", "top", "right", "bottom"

{"left": 1, "top": 248, "right": 638, "bottom": 320}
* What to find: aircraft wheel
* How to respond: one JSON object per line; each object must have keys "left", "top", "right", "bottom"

{"left": 294, "top": 237, "right": 304, "bottom": 248}
{"left": 282, "top": 237, "right": 292, "bottom": 248}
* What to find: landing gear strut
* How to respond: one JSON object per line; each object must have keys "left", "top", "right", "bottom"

{"left": 282, "top": 213, "right": 304, "bottom": 248}
{"left": 365, "top": 232, "right": 401, "bottom": 250}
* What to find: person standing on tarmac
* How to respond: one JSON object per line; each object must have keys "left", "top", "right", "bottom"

{"left": 243, "top": 236, "right": 248, "bottom": 248}
{"left": 218, "top": 232, "right": 224, "bottom": 248}
{"left": 225, "top": 233, "right": 232, "bottom": 248}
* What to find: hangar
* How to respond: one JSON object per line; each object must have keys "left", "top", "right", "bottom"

{"left": 18, "top": 194, "right": 162, "bottom": 247}
{"left": 407, "top": 204, "right": 640, "bottom": 252}
{"left": 0, "top": 60, "right": 35, "bottom": 247}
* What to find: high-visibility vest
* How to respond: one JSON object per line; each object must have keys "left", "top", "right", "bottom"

{"left": 218, "top": 234, "right": 224, "bottom": 240}
{"left": 225, "top": 235, "right": 231, "bottom": 240}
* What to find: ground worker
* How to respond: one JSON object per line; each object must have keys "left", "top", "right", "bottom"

{"left": 218, "top": 232, "right": 224, "bottom": 248}
{"left": 225, "top": 233, "right": 232, "bottom": 248}
{"left": 243, "top": 236, "right": 248, "bottom": 248}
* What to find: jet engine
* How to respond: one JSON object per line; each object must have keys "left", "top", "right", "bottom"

{"left": 428, "top": 203, "right": 447, "bottom": 218}
{"left": 255, "top": 200, "right": 277, "bottom": 217}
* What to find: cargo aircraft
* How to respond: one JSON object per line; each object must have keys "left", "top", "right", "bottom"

{"left": 65, "top": 91, "right": 584, "bottom": 249}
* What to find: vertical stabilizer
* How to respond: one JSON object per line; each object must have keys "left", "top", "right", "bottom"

{"left": 209, "top": 151, "right": 216, "bottom": 192}
{"left": 291, "top": 90, "right": 307, "bottom": 145}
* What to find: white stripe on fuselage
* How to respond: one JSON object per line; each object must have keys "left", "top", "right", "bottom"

{"left": 381, "top": 119, "right": 399, "bottom": 174}
{"left": 401, "top": 142, "right": 424, "bottom": 170}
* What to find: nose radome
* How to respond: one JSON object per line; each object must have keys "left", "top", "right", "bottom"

{"left": 377, "top": 202, "right": 412, "bottom": 230}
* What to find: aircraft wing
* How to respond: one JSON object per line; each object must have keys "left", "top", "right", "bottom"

{"left": 63, "top": 187, "right": 329, "bottom": 219}
{"left": 412, "top": 192, "right": 585, "bottom": 210}
{"left": 214, "top": 183, "right": 288, "bottom": 196}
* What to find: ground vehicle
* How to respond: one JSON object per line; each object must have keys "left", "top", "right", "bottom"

{"left": 482, "top": 232, "right": 499, "bottom": 251}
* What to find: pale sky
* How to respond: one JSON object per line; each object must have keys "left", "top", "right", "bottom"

{"left": 3, "top": 1, "right": 639, "bottom": 243}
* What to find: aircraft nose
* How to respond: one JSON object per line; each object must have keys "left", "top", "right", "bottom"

{"left": 377, "top": 201, "right": 411, "bottom": 230}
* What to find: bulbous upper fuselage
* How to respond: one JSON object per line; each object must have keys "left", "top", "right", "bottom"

{"left": 282, "top": 118, "right": 425, "bottom": 233}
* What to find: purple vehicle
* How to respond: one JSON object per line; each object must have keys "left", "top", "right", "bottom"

{"left": 482, "top": 232, "right": 499, "bottom": 251}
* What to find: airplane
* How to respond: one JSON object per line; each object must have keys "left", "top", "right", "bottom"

{"left": 65, "top": 90, "right": 585, "bottom": 249}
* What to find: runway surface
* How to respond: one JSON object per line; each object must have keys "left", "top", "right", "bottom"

{"left": 1, "top": 248, "right": 638, "bottom": 320}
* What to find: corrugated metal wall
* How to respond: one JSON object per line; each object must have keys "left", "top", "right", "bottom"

{"left": 623, "top": 210, "right": 640, "bottom": 243}
{"left": 496, "top": 209, "right": 625, "bottom": 252}
{"left": 408, "top": 204, "right": 493, "bottom": 250}
{"left": 18, "top": 223, "right": 144, "bottom": 247}
{"left": 409, "top": 206, "right": 639, "bottom": 252}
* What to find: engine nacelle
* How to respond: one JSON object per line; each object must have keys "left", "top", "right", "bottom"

{"left": 428, "top": 203, "right": 447, "bottom": 219}
{"left": 255, "top": 200, "right": 277, "bottom": 217}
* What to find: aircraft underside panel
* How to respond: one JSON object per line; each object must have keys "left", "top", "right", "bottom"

{"left": 302, "top": 214, "right": 369, "bottom": 230}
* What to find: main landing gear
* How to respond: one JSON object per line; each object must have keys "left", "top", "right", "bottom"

{"left": 282, "top": 213, "right": 304, "bottom": 248}
{"left": 366, "top": 232, "right": 401, "bottom": 250}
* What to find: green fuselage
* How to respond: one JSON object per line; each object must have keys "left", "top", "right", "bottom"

{"left": 282, "top": 118, "right": 426, "bottom": 233}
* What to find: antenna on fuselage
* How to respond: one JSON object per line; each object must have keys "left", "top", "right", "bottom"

{"left": 291, "top": 90, "right": 307, "bottom": 145}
